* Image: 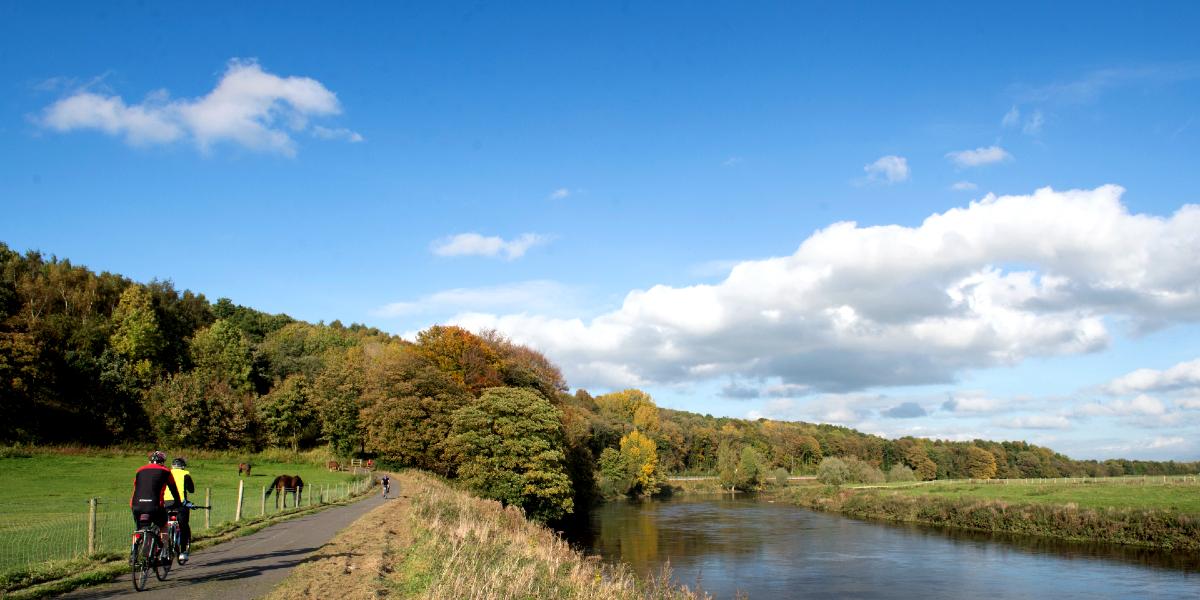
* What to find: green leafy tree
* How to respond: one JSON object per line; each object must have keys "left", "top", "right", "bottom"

{"left": 312, "top": 346, "right": 367, "bottom": 457}
{"left": 258, "top": 374, "right": 316, "bottom": 450}
{"left": 190, "top": 319, "right": 255, "bottom": 393}
{"left": 887, "top": 464, "right": 916, "bottom": 482}
{"left": 145, "top": 370, "right": 253, "bottom": 448}
{"left": 597, "top": 447, "right": 629, "bottom": 497}
{"left": 447, "top": 387, "right": 574, "bottom": 522}
{"left": 717, "top": 441, "right": 739, "bottom": 491}
{"left": 109, "top": 285, "right": 164, "bottom": 383}
{"left": 737, "top": 446, "right": 765, "bottom": 490}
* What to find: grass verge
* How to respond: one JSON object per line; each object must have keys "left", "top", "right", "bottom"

{"left": 266, "top": 471, "right": 708, "bottom": 600}
{"left": 791, "top": 485, "right": 1200, "bottom": 551}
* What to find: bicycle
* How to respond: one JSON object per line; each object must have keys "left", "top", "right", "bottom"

{"left": 129, "top": 518, "right": 164, "bottom": 592}
{"left": 167, "top": 500, "right": 210, "bottom": 567}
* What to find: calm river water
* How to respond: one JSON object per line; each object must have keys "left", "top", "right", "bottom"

{"left": 567, "top": 494, "right": 1199, "bottom": 600}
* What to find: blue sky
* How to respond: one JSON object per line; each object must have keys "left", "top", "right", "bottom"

{"left": 3, "top": 2, "right": 1199, "bottom": 460}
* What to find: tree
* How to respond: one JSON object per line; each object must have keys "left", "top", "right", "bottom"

{"left": 796, "top": 435, "right": 822, "bottom": 467}
{"left": 965, "top": 446, "right": 998, "bottom": 479}
{"left": 619, "top": 429, "right": 661, "bottom": 496}
{"left": 447, "top": 387, "right": 574, "bottom": 522}
{"left": 109, "top": 285, "right": 164, "bottom": 383}
{"left": 145, "top": 370, "right": 254, "bottom": 448}
{"left": 887, "top": 464, "right": 916, "bottom": 482}
{"left": 717, "top": 441, "right": 739, "bottom": 491}
{"left": 312, "top": 346, "right": 368, "bottom": 457}
{"left": 416, "top": 325, "right": 503, "bottom": 395}
{"left": 360, "top": 345, "right": 471, "bottom": 474}
{"left": 737, "top": 446, "right": 765, "bottom": 490}
{"left": 190, "top": 319, "right": 255, "bottom": 393}
{"left": 258, "top": 374, "right": 316, "bottom": 450}
{"left": 597, "top": 447, "right": 629, "bottom": 497}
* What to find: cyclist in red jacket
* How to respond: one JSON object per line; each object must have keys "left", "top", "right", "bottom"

{"left": 130, "top": 451, "right": 182, "bottom": 549}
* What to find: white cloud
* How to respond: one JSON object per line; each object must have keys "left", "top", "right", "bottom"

{"left": 40, "top": 59, "right": 355, "bottom": 156}
{"left": 941, "top": 391, "right": 1010, "bottom": 414}
{"left": 447, "top": 185, "right": 1200, "bottom": 392}
{"left": 1023, "top": 110, "right": 1045, "bottom": 135}
{"left": 549, "top": 188, "right": 571, "bottom": 200}
{"left": 1077, "top": 394, "right": 1168, "bottom": 417}
{"left": 951, "top": 181, "right": 978, "bottom": 191}
{"left": 430, "top": 232, "right": 551, "bottom": 260}
{"left": 1002, "top": 106, "right": 1020, "bottom": 127}
{"left": 863, "top": 155, "right": 910, "bottom": 184}
{"left": 722, "top": 156, "right": 744, "bottom": 167}
{"left": 946, "top": 145, "right": 1013, "bottom": 168}
{"left": 373, "top": 280, "right": 575, "bottom": 318}
{"left": 996, "top": 415, "right": 1072, "bottom": 430}
{"left": 1014, "top": 63, "right": 1200, "bottom": 105}
{"left": 1149, "top": 436, "right": 1188, "bottom": 449}
{"left": 312, "top": 126, "right": 363, "bottom": 142}
{"left": 1105, "top": 358, "right": 1200, "bottom": 395}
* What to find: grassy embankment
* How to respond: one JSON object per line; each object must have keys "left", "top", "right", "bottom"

{"left": 0, "top": 446, "right": 370, "bottom": 599}
{"left": 267, "top": 470, "right": 707, "bottom": 600}
{"left": 791, "top": 477, "right": 1200, "bottom": 551}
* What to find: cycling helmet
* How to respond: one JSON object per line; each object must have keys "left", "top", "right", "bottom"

{"left": 149, "top": 450, "right": 167, "bottom": 464}
{"left": 172, "top": 456, "right": 187, "bottom": 468}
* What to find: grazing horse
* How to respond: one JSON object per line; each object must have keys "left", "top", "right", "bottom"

{"left": 327, "top": 460, "right": 340, "bottom": 472}
{"left": 265, "top": 475, "right": 304, "bottom": 509}
{"left": 238, "top": 463, "right": 252, "bottom": 477}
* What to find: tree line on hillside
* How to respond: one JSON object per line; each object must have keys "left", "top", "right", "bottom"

{"left": 2, "top": 242, "right": 1197, "bottom": 522}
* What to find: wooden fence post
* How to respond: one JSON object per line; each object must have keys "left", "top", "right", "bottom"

{"left": 87, "top": 498, "right": 97, "bottom": 555}
{"left": 235, "top": 480, "right": 244, "bottom": 521}
{"left": 261, "top": 486, "right": 267, "bottom": 516}
{"left": 205, "top": 488, "right": 211, "bottom": 529}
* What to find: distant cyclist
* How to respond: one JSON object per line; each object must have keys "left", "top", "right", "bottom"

{"left": 130, "top": 451, "right": 182, "bottom": 552}
{"left": 164, "top": 456, "right": 196, "bottom": 562}
{"left": 381, "top": 474, "right": 390, "bottom": 498}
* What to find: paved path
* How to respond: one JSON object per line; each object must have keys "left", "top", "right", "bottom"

{"left": 59, "top": 493, "right": 385, "bottom": 600}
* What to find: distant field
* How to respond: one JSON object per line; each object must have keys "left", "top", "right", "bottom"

{"left": 0, "top": 448, "right": 367, "bottom": 571}
{"left": 878, "top": 478, "right": 1200, "bottom": 514}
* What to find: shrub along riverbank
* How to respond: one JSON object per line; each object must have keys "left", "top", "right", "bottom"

{"left": 790, "top": 485, "right": 1200, "bottom": 551}
{"left": 266, "top": 471, "right": 706, "bottom": 600}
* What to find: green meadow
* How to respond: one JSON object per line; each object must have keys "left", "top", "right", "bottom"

{"left": 880, "top": 478, "right": 1200, "bottom": 513}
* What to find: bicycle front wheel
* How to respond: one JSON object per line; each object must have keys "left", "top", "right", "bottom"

{"left": 154, "top": 534, "right": 171, "bottom": 581}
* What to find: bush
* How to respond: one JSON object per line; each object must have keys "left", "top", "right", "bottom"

{"left": 887, "top": 464, "right": 916, "bottom": 482}
{"left": 845, "top": 457, "right": 885, "bottom": 484}
{"left": 772, "top": 467, "right": 790, "bottom": 487}
{"left": 817, "top": 457, "right": 850, "bottom": 485}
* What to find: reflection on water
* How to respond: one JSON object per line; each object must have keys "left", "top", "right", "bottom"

{"left": 565, "top": 495, "right": 1199, "bottom": 600}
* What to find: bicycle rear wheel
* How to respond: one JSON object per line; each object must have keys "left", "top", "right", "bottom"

{"left": 131, "top": 535, "right": 152, "bottom": 591}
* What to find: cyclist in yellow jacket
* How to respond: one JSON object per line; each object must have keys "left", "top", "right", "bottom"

{"left": 164, "top": 457, "right": 196, "bottom": 562}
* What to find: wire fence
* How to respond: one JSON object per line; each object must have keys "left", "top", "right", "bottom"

{"left": 0, "top": 475, "right": 372, "bottom": 572}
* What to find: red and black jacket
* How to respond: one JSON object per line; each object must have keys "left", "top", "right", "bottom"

{"left": 130, "top": 463, "right": 182, "bottom": 510}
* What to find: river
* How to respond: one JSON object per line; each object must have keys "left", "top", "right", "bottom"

{"left": 567, "top": 494, "right": 1199, "bottom": 599}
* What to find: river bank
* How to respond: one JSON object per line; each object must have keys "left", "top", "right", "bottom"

{"left": 789, "top": 485, "right": 1200, "bottom": 551}
{"left": 266, "top": 471, "right": 706, "bottom": 599}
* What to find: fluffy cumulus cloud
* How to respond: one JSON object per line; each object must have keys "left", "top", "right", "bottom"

{"left": 40, "top": 60, "right": 359, "bottom": 155}
{"left": 430, "top": 233, "right": 551, "bottom": 260}
{"left": 863, "top": 155, "right": 910, "bottom": 184}
{"left": 946, "top": 145, "right": 1013, "bottom": 168}
{"left": 1105, "top": 358, "right": 1200, "bottom": 394}
{"left": 449, "top": 185, "right": 1200, "bottom": 391}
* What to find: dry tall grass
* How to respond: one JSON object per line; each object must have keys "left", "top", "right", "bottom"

{"left": 267, "top": 470, "right": 707, "bottom": 600}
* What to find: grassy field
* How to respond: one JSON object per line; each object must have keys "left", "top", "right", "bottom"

{"left": 266, "top": 470, "right": 707, "bottom": 600}
{"left": 792, "top": 477, "right": 1200, "bottom": 550}
{"left": 878, "top": 478, "right": 1200, "bottom": 513}
{"left": 0, "top": 447, "right": 367, "bottom": 571}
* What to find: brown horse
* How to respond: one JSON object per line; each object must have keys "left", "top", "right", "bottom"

{"left": 265, "top": 475, "right": 304, "bottom": 509}
{"left": 238, "top": 463, "right": 252, "bottom": 477}
{"left": 326, "top": 460, "right": 340, "bottom": 472}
